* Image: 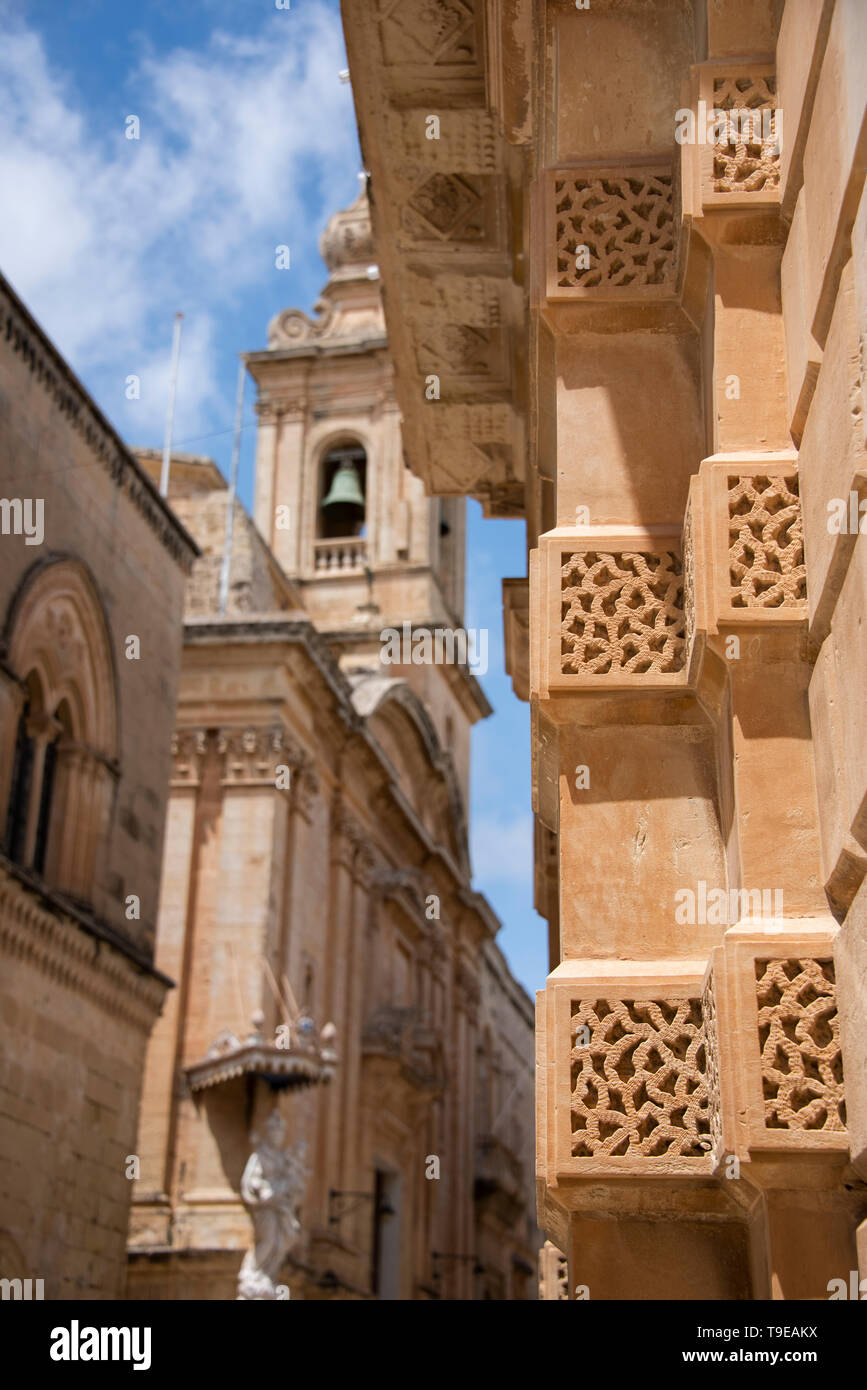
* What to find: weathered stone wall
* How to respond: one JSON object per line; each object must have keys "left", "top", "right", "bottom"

{"left": 0, "top": 273, "right": 194, "bottom": 1298}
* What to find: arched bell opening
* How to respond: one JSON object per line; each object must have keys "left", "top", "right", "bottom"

{"left": 317, "top": 443, "right": 367, "bottom": 540}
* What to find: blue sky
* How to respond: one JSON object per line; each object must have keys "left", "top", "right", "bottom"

{"left": 0, "top": 0, "right": 546, "bottom": 996}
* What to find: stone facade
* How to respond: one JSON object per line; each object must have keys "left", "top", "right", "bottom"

{"left": 0, "top": 271, "right": 196, "bottom": 1298}
{"left": 126, "top": 195, "right": 538, "bottom": 1300}
{"left": 341, "top": 0, "right": 867, "bottom": 1299}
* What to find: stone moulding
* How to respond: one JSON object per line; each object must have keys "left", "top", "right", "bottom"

{"left": 377, "top": 0, "right": 481, "bottom": 77}
{"left": 694, "top": 453, "right": 807, "bottom": 631}
{"left": 0, "top": 863, "right": 168, "bottom": 1033}
{"left": 169, "top": 723, "right": 319, "bottom": 815}
{"left": 546, "top": 163, "right": 679, "bottom": 301}
{"left": 539, "top": 961, "right": 716, "bottom": 1180}
{"left": 532, "top": 526, "right": 690, "bottom": 696}
{"left": 384, "top": 108, "right": 497, "bottom": 174}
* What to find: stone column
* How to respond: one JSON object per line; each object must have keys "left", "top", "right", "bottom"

{"left": 22, "top": 710, "right": 59, "bottom": 868}
{"left": 252, "top": 402, "right": 279, "bottom": 549}
{"left": 0, "top": 675, "right": 24, "bottom": 814}
{"left": 339, "top": 853, "right": 374, "bottom": 1198}
{"left": 315, "top": 809, "right": 357, "bottom": 1219}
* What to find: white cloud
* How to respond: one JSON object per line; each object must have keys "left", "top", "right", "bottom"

{"left": 0, "top": 5, "right": 359, "bottom": 440}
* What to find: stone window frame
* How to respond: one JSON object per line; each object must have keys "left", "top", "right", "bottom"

{"left": 305, "top": 427, "right": 373, "bottom": 578}
{"left": 0, "top": 557, "right": 118, "bottom": 906}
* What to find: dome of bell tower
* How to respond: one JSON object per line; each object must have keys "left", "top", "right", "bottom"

{"left": 319, "top": 185, "right": 376, "bottom": 280}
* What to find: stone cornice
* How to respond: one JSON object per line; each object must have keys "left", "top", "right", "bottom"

{"left": 246, "top": 336, "right": 389, "bottom": 362}
{"left": 0, "top": 861, "right": 170, "bottom": 1032}
{"left": 0, "top": 272, "right": 199, "bottom": 574}
{"left": 182, "top": 617, "right": 362, "bottom": 732}
{"left": 324, "top": 619, "right": 493, "bottom": 722}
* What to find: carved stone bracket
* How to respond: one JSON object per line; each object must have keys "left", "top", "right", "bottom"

{"left": 168, "top": 724, "right": 318, "bottom": 819}
{"left": 170, "top": 727, "right": 209, "bottom": 786}
{"left": 330, "top": 804, "right": 384, "bottom": 882}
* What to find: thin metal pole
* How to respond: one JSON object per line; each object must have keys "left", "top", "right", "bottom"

{"left": 159, "top": 312, "right": 184, "bottom": 497}
{"left": 218, "top": 358, "right": 247, "bottom": 616}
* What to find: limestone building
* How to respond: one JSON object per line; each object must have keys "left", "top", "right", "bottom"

{"left": 341, "top": 0, "right": 867, "bottom": 1298}
{"left": 126, "top": 192, "right": 538, "bottom": 1300}
{"left": 0, "top": 270, "right": 196, "bottom": 1298}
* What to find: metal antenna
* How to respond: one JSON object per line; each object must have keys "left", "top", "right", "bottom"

{"left": 217, "top": 358, "right": 247, "bottom": 616}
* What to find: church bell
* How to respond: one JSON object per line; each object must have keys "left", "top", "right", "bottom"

{"left": 322, "top": 459, "right": 365, "bottom": 512}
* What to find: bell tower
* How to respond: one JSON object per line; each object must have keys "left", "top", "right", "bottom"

{"left": 245, "top": 181, "right": 488, "bottom": 807}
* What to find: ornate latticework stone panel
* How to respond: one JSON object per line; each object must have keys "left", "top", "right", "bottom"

{"left": 570, "top": 999, "right": 711, "bottom": 1158}
{"left": 755, "top": 959, "right": 846, "bottom": 1132}
{"left": 560, "top": 551, "right": 685, "bottom": 676}
{"left": 728, "top": 474, "right": 806, "bottom": 608}
{"left": 553, "top": 171, "right": 676, "bottom": 291}
{"left": 711, "top": 75, "right": 780, "bottom": 195}
{"left": 682, "top": 501, "right": 696, "bottom": 654}
{"left": 701, "top": 972, "right": 723, "bottom": 1155}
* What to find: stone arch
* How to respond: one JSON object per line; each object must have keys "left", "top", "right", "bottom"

{"left": 314, "top": 432, "right": 368, "bottom": 542}
{"left": 5, "top": 557, "right": 117, "bottom": 757}
{"left": 1, "top": 557, "right": 119, "bottom": 902}
{"left": 353, "top": 674, "right": 470, "bottom": 874}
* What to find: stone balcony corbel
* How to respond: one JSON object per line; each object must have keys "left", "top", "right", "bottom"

{"left": 679, "top": 60, "right": 783, "bottom": 237}
{"left": 545, "top": 161, "right": 680, "bottom": 305}
{"left": 685, "top": 450, "right": 807, "bottom": 652}
{"left": 684, "top": 450, "right": 827, "bottom": 921}
{"left": 536, "top": 927, "right": 853, "bottom": 1296}
{"left": 530, "top": 524, "right": 693, "bottom": 702}
{"left": 706, "top": 925, "right": 847, "bottom": 1166}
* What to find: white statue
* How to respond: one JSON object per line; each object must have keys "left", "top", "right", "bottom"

{"left": 236, "top": 1109, "right": 309, "bottom": 1300}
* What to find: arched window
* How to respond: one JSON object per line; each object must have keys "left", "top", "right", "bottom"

{"left": 318, "top": 443, "right": 367, "bottom": 540}
{"left": 1, "top": 561, "right": 117, "bottom": 906}
{"left": 4, "top": 686, "right": 37, "bottom": 866}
